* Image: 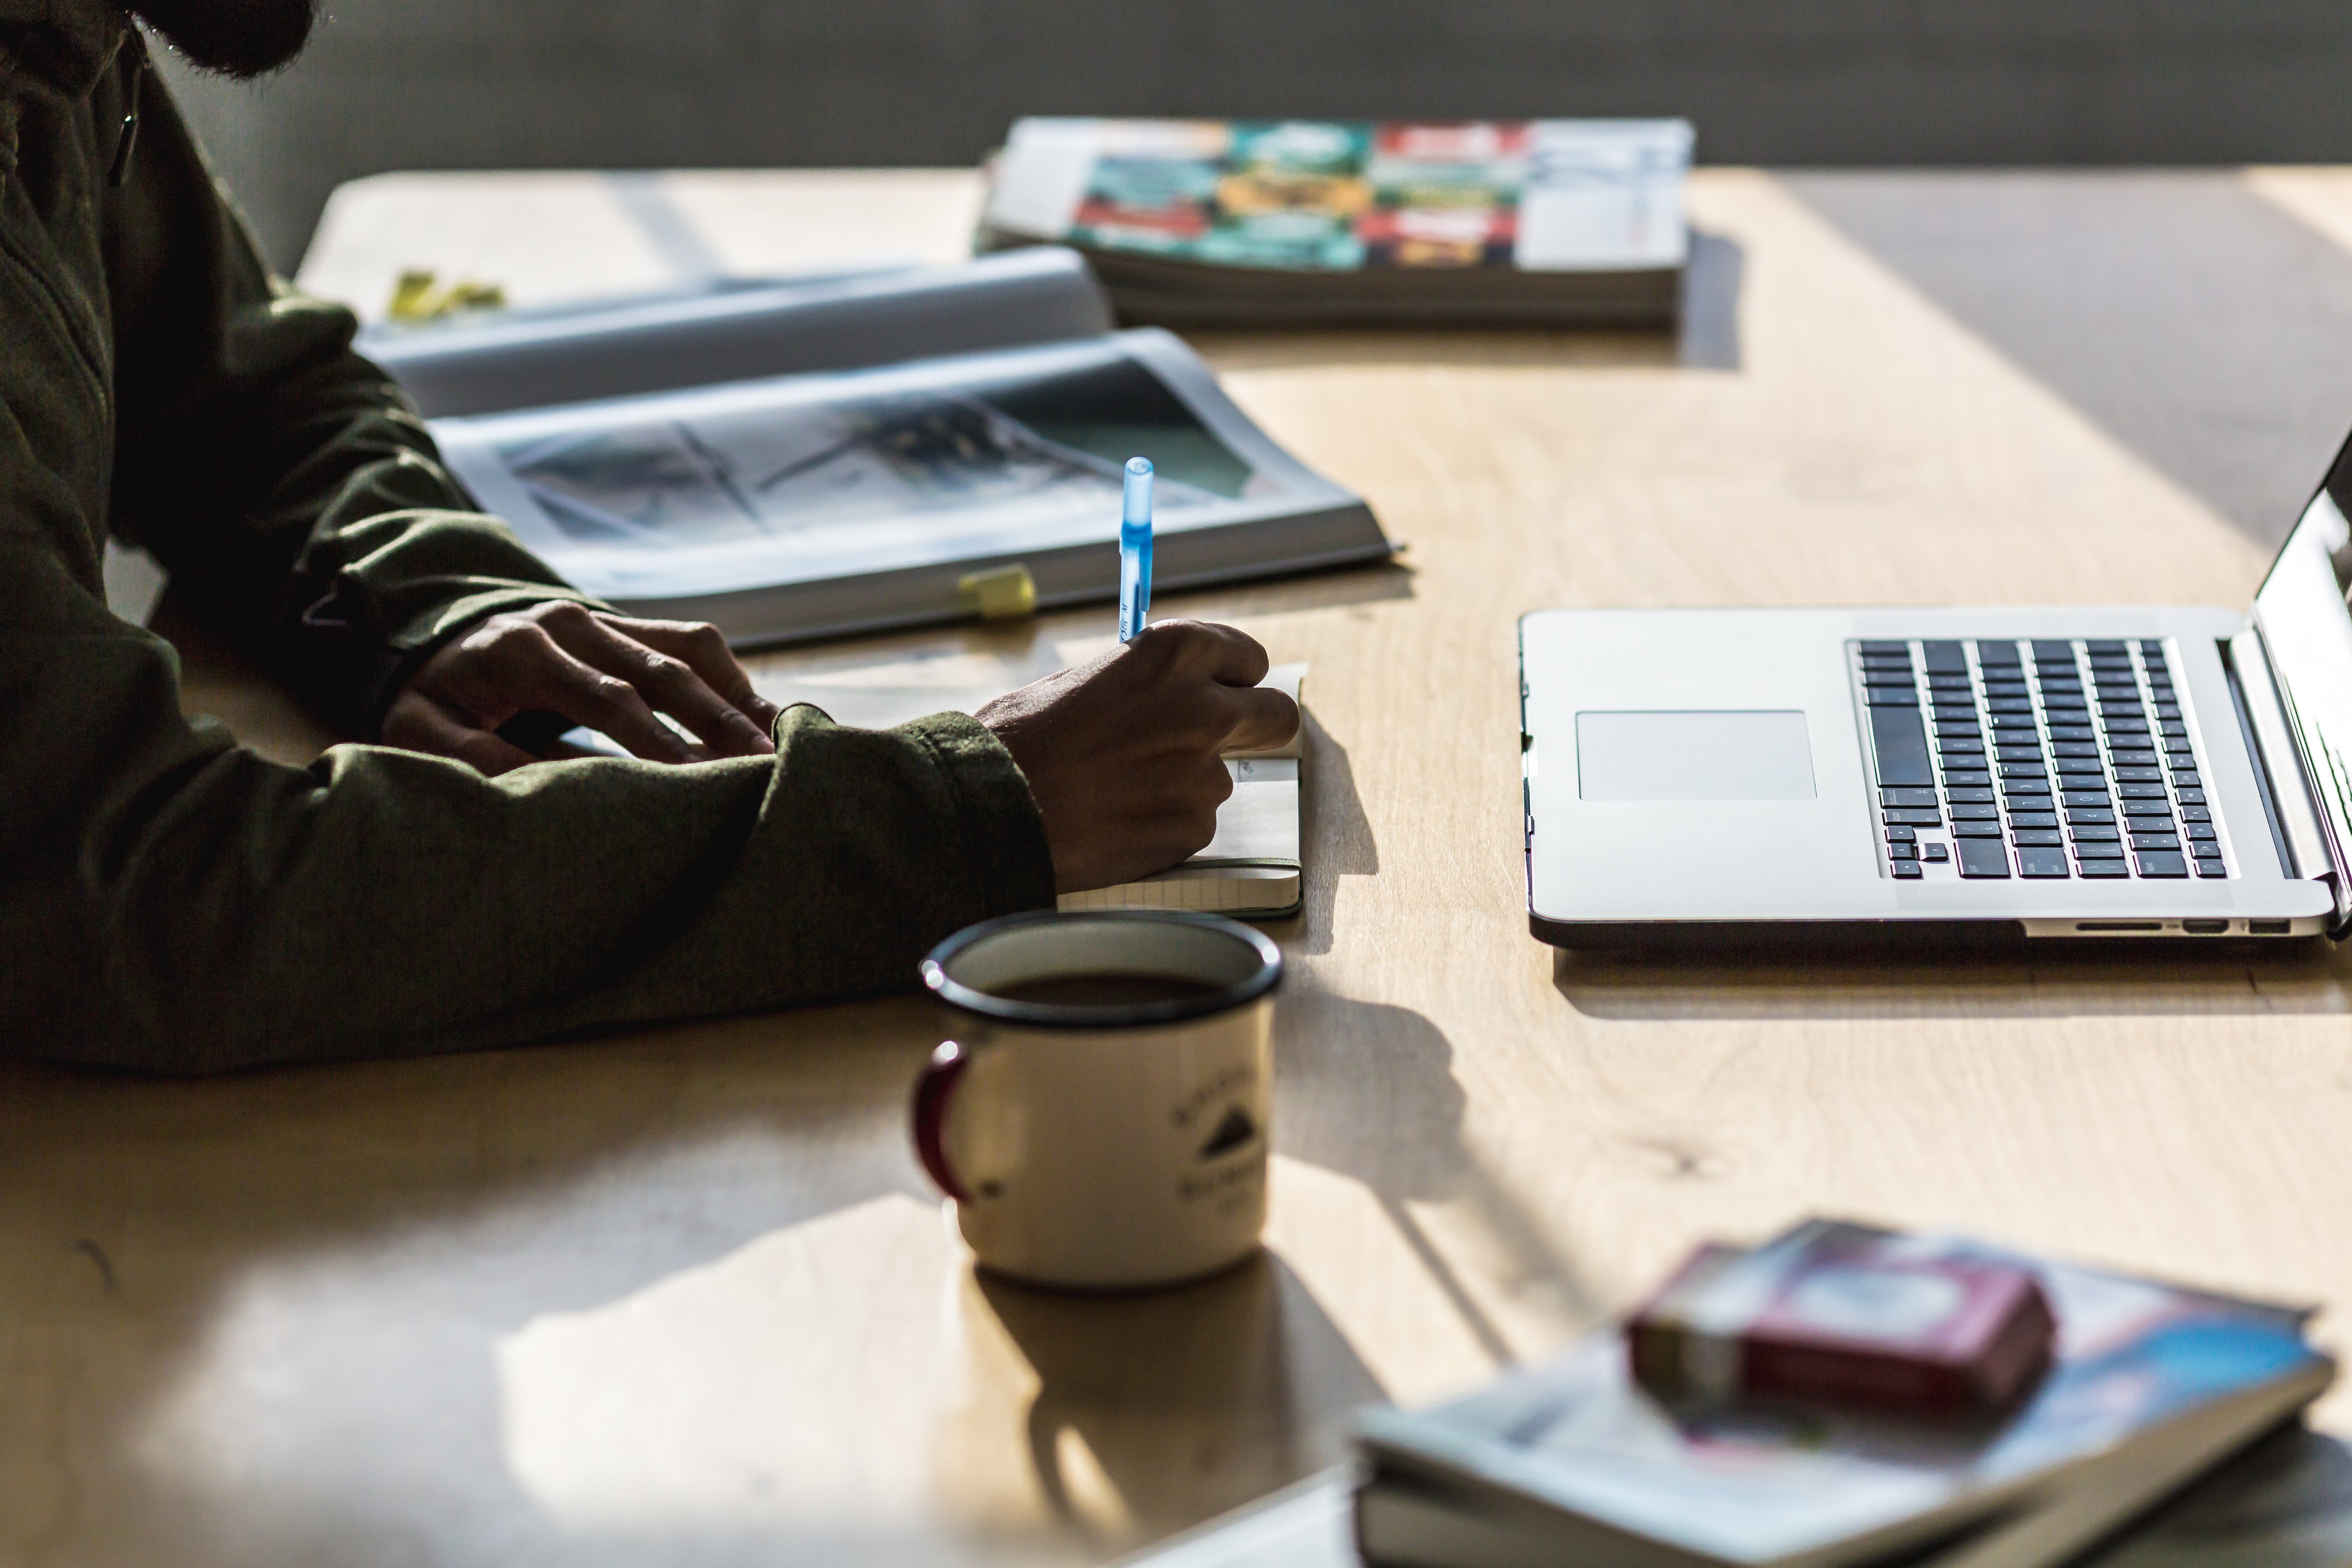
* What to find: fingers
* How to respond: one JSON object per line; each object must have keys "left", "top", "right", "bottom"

{"left": 1133, "top": 619, "right": 1273, "bottom": 689}
{"left": 537, "top": 609, "right": 774, "bottom": 759}
{"left": 602, "top": 614, "right": 785, "bottom": 740}
{"left": 380, "top": 690, "right": 541, "bottom": 777}
{"left": 1219, "top": 686, "right": 1302, "bottom": 754}
{"left": 490, "top": 622, "right": 696, "bottom": 763}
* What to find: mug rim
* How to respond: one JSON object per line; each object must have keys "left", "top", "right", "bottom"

{"left": 921, "top": 910, "right": 1283, "bottom": 1030}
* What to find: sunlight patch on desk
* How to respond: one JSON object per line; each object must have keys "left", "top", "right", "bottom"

{"left": 494, "top": 1193, "right": 950, "bottom": 1528}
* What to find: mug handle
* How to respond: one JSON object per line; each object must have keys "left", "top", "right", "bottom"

{"left": 912, "top": 1039, "right": 973, "bottom": 1203}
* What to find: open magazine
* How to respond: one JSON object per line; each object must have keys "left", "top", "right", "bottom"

{"left": 374, "top": 249, "right": 1392, "bottom": 646}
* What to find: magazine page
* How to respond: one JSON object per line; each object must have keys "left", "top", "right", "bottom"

{"left": 985, "top": 118, "right": 1692, "bottom": 275}
{"left": 430, "top": 328, "right": 1379, "bottom": 616}
{"left": 1355, "top": 1236, "right": 2328, "bottom": 1566}
{"left": 367, "top": 247, "right": 1114, "bottom": 419}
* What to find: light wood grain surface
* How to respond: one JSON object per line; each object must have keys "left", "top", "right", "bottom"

{"left": 9, "top": 168, "right": 2352, "bottom": 1568}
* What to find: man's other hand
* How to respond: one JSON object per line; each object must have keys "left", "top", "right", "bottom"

{"left": 381, "top": 602, "right": 782, "bottom": 775}
{"left": 978, "top": 621, "right": 1300, "bottom": 894}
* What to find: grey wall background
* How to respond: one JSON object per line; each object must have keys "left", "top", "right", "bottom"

{"left": 160, "top": 0, "right": 2352, "bottom": 274}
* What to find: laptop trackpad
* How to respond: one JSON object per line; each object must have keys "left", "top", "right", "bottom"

{"left": 1576, "top": 711, "right": 1817, "bottom": 801}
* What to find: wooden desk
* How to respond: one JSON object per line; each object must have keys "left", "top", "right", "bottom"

{"left": 12, "top": 168, "right": 2352, "bottom": 1567}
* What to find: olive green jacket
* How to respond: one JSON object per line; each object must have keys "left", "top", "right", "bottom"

{"left": 0, "top": 4, "right": 1056, "bottom": 1072}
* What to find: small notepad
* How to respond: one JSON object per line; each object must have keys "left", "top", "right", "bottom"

{"left": 765, "top": 664, "right": 1305, "bottom": 918}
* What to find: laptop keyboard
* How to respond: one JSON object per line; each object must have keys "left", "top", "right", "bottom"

{"left": 1854, "top": 638, "right": 2226, "bottom": 882}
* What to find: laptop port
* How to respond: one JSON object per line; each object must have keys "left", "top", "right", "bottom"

{"left": 2250, "top": 919, "right": 2293, "bottom": 935}
{"left": 2076, "top": 921, "right": 2162, "bottom": 932}
{"left": 2182, "top": 919, "right": 2230, "bottom": 935}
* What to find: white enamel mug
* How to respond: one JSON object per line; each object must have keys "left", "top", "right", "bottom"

{"left": 913, "top": 911, "right": 1283, "bottom": 1290}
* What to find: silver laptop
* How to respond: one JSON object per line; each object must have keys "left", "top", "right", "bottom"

{"left": 1521, "top": 431, "right": 2352, "bottom": 944}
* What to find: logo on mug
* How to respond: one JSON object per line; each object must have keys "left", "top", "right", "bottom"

{"left": 1197, "top": 1105, "right": 1259, "bottom": 1160}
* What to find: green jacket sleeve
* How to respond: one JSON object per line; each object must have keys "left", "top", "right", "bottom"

{"left": 101, "top": 44, "right": 599, "bottom": 734}
{"left": 0, "top": 18, "right": 1058, "bottom": 1072}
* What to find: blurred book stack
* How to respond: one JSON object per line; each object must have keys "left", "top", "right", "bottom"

{"left": 979, "top": 118, "right": 1693, "bottom": 328}
{"left": 1123, "top": 1221, "right": 2339, "bottom": 1568}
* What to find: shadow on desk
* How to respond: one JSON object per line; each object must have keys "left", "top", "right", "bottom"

{"left": 973, "top": 1254, "right": 1383, "bottom": 1552}
{"left": 1554, "top": 940, "right": 2352, "bottom": 1021}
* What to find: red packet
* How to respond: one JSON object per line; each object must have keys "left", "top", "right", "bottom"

{"left": 1627, "top": 1226, "right": 2057, "bottom": 1417}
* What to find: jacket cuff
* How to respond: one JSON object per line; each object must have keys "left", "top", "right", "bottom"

{"left": 892, "top": 710, "right": 1059, "bottom": 916}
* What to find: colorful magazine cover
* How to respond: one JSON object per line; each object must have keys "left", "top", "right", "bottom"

{"left": 989, "top": 117, "right": 1691, "bottom": 274}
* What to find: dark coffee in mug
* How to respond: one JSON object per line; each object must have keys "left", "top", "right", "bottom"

{"left": 991, "top": 973, "right": 1221, "bottom": 1008}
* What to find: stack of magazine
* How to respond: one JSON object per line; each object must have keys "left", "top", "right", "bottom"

{"left": 360, "top": 247, "right": 1393, "bottom": 647}
{"left": 979, "top": 117, "right": 1694, "bottom": 327}
{"left": 1122, "top": 1221, "right": 2338, "bottom": 1568}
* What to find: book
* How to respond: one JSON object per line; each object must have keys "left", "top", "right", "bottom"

{"left": 1352, "top": 1220, "right": 2335, "bottom": 1568}
{"left": 979, "top": 118, "right": 1693, "bottom": 328}
{"left": 1627, "top": 1230, "right": 2057, "bottom": 1417}
{"left": 761, "top": 663, "right": 1307, "bottom": 917}
{"left": 366, "top": 249, "right": 1393, "bottom": 647}
{"left": 1112, "top": 1425, "right": 2352, "bottom": 1568}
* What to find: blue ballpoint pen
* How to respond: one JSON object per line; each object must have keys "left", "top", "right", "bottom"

{"left": 1119, "top": 456, "right": 1153, "bottom": 642}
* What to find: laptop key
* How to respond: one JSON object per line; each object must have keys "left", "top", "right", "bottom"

{"left": 1884, "top": 808, "right": 1942, "bottom": 826}
{"left": 2079, "top": 860, "right": 2129, "bottom": 877}
{"left": 2118, "top": 781, "right": 2168, "bottom": 798}
{"left": 1950, "top": 802, "right": 1999, "bottom": 820}
{"left": 1869, "top": 706, "right": 1935, "bottom": 787}
{"left": 1922, "top": 641, "right": 1968, "bottom": 672}
{"left": 2131, "top": 834, "right": 2183, "bottom": 851}
{"left": 2056, "top": 759, "right": 2106, "bottom": 775}
{"left": 1886, "top": 825, "right": 1916, "bottom": 843}
{"left": 1923, "top": 844, "right": 1950, "bottom": 862}
{"left": 2018, "top": 846, "right": 2070, "bottom": 878}
{"left": 2048, "top": 725, "right": 2097, "bottom": 742}
{"left": 1957, "top": 838, "right": 2013, "bottom": 877}
{"left": 1974, "top": 641, "right": 2022, "bottom": 664}
{"left": 1947, "top": 787, "right": 1996, "bottom": 803}
{"left": 2070, "top": 825, "right": 2122, "bottom": 842}
{"left": 1882, "top": 788, "right": 1939, "bottom": 808}
{"left": 2073, "top": 840, "right": 2125, "bottom": 858}
{"left": 2194, "top": 858, "right": 2228, "bottom": 878}
{"left": 1999, "top": 764, "right": 2049, "bottom": 780}
{"left": 2176, "top": 789, "right": 2207, "bottom": 804}
{"left": 2185, "top": 823, "right": 2218, "bottom": 841}
{"left": 2135, "top": 851, "right": 2189, "bottom": 878}
{"left": 2010, "top": 828, "right": 2062, "bottom": 846}
{"left": 2068, "top": 809, "right": 2117, "bottom": 825}
{"left": 1945, "top": 770, "right": 1992, "bottom": 787}
{"left": 1953, "top": 821, "right": 2004, "bottom": 836}
{"left": 2009, "top": 811, "right": 2059, "bottom": 829}
{"left": 2113, "top": 767, "right": 2163, "bottom": 783}
{"left": 2052, "top": 742, "right": 2100, "bottom": 758}
{"left": 1996, "top": 748, "right": 2046, "bottom": 764}
{"left": 2062, "top": 790, "right": 2111, "bottom": 808}
{"left": 1889, "top": 843, "right": 1918, "bottom": 860}
{"left": 2160, "top": 720, "right": 2187, "bottom": 736}
{"left": 1893, "top": 860, "right": 1924, "bottom": 878}
{"left": 1860, "top": 640, "right": 1911, "bottom": 654}
{"left": 2172, "top": 772, "right": 2202, "bottom": 789}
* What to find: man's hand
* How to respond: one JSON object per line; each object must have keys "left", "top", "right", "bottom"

{"left": 381, "top": 602, "right": 782, "bottom": 776}
{"left": 978, "top": 621, "right": 1299, "bottom": 894}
